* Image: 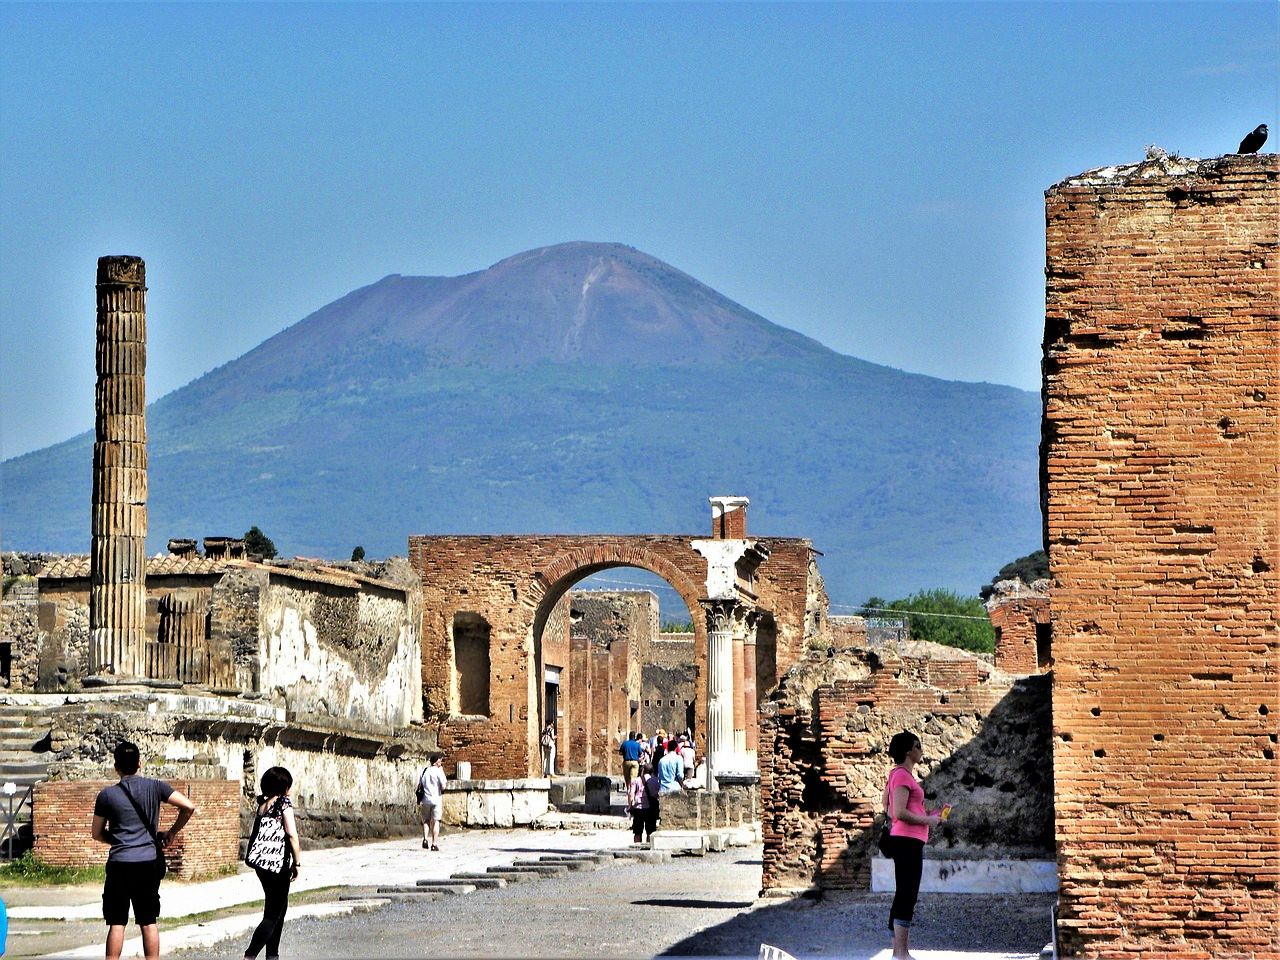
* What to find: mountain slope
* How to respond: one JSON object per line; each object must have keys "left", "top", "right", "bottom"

{"left": 0, "top": 242, "right": 1042, "bottom": 605}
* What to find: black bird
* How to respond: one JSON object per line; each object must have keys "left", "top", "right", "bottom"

{"left": 1238, "top": 124, "right": 1268, "bottom": 154}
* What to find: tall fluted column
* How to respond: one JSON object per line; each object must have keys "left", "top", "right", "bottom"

{"left": 89, "top": 255, "right": 148, "bottom": 679}
{"left": 703, "top": 599, "right": 735, "bottom": 790}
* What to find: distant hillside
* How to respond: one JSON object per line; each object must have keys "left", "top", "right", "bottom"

{"left": 0, "top": 242, "right": 1042, "bottom": 605}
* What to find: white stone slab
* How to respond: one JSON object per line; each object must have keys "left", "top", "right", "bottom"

{"left": 871, "top": 857, "right": 1059, "bottom": 894}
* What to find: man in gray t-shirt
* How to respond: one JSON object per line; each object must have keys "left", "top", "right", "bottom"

{"left": 91, "top": 741, "right": 196, "bottom": 959}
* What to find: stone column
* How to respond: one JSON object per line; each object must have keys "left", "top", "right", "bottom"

{"left": 703, "top": 599, "right": 735, "bottom": 790}
{"left": 89, "top": 255, "right": 148, "bottom": 679}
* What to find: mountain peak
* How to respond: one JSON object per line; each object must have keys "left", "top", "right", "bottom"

{"left": 253, "top": 242, "right": 832, "bottom": 372}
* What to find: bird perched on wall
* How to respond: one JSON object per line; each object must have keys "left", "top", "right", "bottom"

{"left": 1237, "top": 124, "right": 1268, "bottom": 154}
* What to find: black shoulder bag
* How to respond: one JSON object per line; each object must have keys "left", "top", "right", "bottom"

{"left": 119, "top": 780, "right": 168, "bottom": 879}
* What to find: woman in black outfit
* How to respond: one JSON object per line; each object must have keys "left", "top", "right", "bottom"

{"left": 243, "top": 766, "right": 302, "bottom": 960}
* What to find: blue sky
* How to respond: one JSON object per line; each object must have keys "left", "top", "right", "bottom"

{"left": 1, "top": 2, "right": 1275, "bottom": 460}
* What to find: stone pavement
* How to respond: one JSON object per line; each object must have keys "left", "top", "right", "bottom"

{"left": 5, "top": 820, "right": 1053, "bottom": 959}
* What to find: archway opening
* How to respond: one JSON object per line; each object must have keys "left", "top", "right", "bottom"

{"left": 536, "top": 566, "right": 697, "bottom": 777}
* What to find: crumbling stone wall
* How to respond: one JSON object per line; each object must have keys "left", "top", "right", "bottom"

{"left": 643, "top": 633, "right": 695, "bottom": 735}
{"left": 32, "top": 692, "right": 434, "bottom": 846}
{"left": 759, "top": 643, "right": 1052, "bottom": 893}
{"left": 1043, "top": 153, "right": 1279, "bottom": 958}
{"left": 9, "top": 557, "right": 422, "bottom": 727}
{"left": 1, "top": 576, "right": 40, "bottom": 689}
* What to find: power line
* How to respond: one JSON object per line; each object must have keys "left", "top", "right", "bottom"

{"left": 829, "top": 603, "right": 990, "bottom": 622}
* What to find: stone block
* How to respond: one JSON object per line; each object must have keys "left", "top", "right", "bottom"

{"left": 510, "top": 786, "right": 550, "bottom": 824}
{"left": 651, "top": 830, "right": 708, "bottom": 854}
{"left": 467, "top": 788, "right": 514, "bottom": 827}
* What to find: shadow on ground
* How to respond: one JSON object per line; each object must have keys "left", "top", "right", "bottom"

{"left": 659, "top": 892, "right": 1056, "bottom": 959}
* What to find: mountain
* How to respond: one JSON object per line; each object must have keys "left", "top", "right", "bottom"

{"left": 0, "top": 242, "right": 1042, "bottom": 608}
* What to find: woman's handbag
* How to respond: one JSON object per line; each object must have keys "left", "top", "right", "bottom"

{"left": 878, "top": 820, "right": 894, "bottom": 857}
{"left": 245, "top": 797, "right": 291, "bottom": 874}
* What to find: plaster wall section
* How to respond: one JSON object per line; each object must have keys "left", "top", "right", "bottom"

{"left": 259, "top": 573, "right": 422, "bottom": 727}
{"left": 1043, "top": 153, "right": 1279, "bottom": 959}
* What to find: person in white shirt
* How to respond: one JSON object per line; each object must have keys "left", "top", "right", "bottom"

{"left": 417, "top": 756, "right": 448, "bottom": 850}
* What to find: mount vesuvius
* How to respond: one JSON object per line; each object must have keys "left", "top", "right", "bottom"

{"left": 0, "top": 241, "right": 1042, "bottom": 606}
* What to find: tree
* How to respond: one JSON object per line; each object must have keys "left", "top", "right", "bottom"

{"left": 243, "top": 526, "right": 277, "bottom": 559}
{"left": 879, "top": 588, "right": 995, "bottom": 653}
{"left": 979, "top": 549, "right": 1048, "bottom": 600}
{"left": 351, "top": 546, "right": 366, "bottom": 562}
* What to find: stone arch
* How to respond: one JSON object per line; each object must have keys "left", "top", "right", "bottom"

{"left": 529, "top": 545, "right": 708, "bottom": 771}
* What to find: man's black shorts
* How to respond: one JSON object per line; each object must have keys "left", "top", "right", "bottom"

{"left": 102, "top": 857, "right": 164, "bottom": 926}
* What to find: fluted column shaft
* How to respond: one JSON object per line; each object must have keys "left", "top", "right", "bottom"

{"left": 89, "top": 255, "right": 148, "bottom": 678}
{"left": 703, "top": 599, "right": 735, "bottom": 791}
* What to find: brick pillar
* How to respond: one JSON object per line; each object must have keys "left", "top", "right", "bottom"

{"left": 743, "top": 630, "right": 758, "bottom": 759}
{"left": 89, "top": 255, "right": 148, "bottom": 679}
{"left": 1044, "top": 154, "right": 1279, "bottom": 958}
{"left": 709, "top": 496, "right": 749, "bottom": 539}
{"left": 732, "top": 630, "right": 747, "bottom": 755}
{"left": 589, "top": 645, "right": 610, "bottom": 775}
{"left": 568, "top": 634, "right": 591, "bottom": 773}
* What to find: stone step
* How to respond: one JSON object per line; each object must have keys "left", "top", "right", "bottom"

{"left": 610, "top": 848, "right": 673, "bottom": 864}
{"left": 422, "top": 875, "right": 508, "bottom": 889}
{"left": 381, "top": 882, "right": 476, "bottom": 895}
{"left": 455, "top": 870, "right": 544, "bottom": 883}
{"left": 0, "top": 773, "right": 45, "bottom": 790}
{"left": 0, "top": 768, "right": 50, "bottom": 783}
{"left": 532, "top": 857, "right": 600, "bottom": 872}
{"left": 487, "top": 863, "right": 570, "bottom": 876}
{"left": 535, "top": 855, "right": 614, "bottom": 870}
{"left": 0, "top": 734, "right": 48, "bottom": 749}
{"left": 339, "top": 891, "right": 442, "bottom": 903}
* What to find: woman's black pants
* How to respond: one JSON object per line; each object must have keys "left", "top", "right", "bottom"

{"left": 888, "top": 836, "right": 924, "bottom": 930}
{"left": 245, "top": 867, "right": 292, "bottom": 958}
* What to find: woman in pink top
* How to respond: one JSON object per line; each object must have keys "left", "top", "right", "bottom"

{"left": 883, "top": 731, "right": 946, "bottom": 960}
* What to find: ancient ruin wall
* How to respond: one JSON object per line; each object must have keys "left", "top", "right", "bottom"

{"left": 259, "top": 572, "right": 422, "bottom": 727}
{"left": 409, "top": 534, "right": 818, "bottom": 778}
{"left": 760, "top": 644, "right": 1052, "bottom": 893}
{"left": 1043, "top": 154, "right": 1279, "bottom": 958}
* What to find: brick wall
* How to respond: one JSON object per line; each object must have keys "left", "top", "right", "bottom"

{"left": 760, "top": 644, "right": 1052, "bottom": 893}
{"left": 1043, "top": 153, "right": 1279, "bottom": 958}
{"left": 33, "top": 778, "right": 240, "bottom": 880}
{"left": 987, "top": 593, "right": 1050, "bottom": 675}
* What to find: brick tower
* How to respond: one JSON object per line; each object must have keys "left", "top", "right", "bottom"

{"left": 88, "top": 255, "right": 149, "bottom": 679}
{"left": 1043, "top": 154, "right": 1278, "bottom": 957}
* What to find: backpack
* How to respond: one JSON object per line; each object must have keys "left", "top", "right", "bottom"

{"left": 245, "top": 797, "right": 291, "bottom": 874}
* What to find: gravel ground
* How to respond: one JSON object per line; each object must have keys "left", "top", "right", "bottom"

{"left": 183, "top": 845, "right": 1054, "bottom": 960}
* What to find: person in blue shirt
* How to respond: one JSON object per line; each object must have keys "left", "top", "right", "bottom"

{"left": 619, "top": 732, "right": 645, "bottom": 789}
{"left": 657, "top": 740, "right": 685, "bottom": 794}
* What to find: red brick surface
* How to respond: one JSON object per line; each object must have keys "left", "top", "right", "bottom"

{"left": 1043, "top": 154, "right": 1279, "bottom": 958}
{"left": 988, "top": 595, "right": 1050, "bottom": 675}
{"left": 33, "top": 778, "right": 240, "bottom": 880}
